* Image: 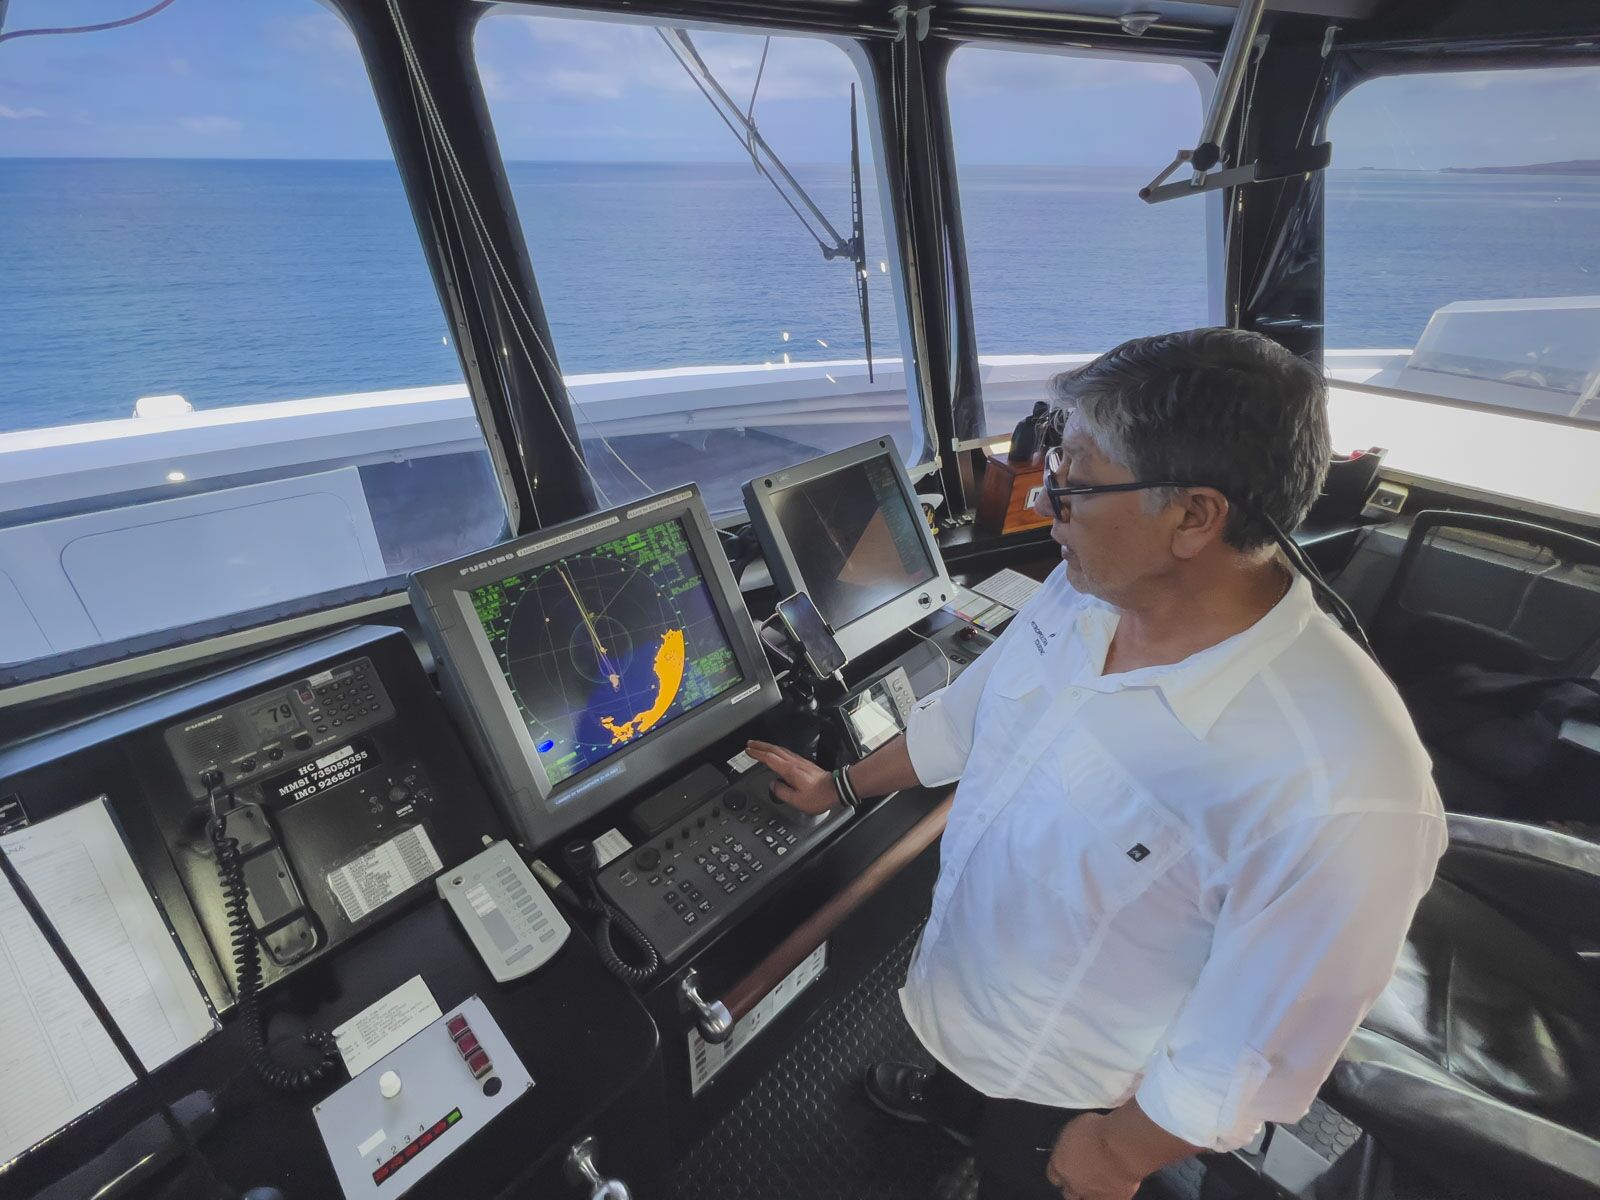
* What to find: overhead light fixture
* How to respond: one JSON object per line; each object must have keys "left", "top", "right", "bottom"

{"left": 166, "top": 470, "right": 186, "bottom": 482}
{"left": 1119, "top": 11, "right": 1161, "bottom": 35}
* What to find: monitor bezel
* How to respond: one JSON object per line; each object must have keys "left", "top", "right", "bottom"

{"left": 742, "top": 438, "right": 954, "bottom": 663}
{"left": 409, "top": 485, "right": 780, "bottom": 851}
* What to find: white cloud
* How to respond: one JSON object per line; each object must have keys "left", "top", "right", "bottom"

{"left": 0, "top": 105, "right": 46, "bottom": 120}
{"left": 480, "top": 15, "right": 858, "bottom": 105}
{"left": 180, "top": 115, "right": 243, "bottom": 134}
{"left": 275, "top": 12, "right": 361, "bottom": 60}
{"left": 479, "top": 61, "right": 512, "bottom": 102}
{"left": 1431, "top": 65, "right": 1600, "bottom": 92}
{"left": 947, "top": 47, "right": 1194, "bottom": 97}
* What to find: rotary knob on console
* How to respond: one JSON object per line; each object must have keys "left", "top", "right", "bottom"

{"left": 633, "top": 847, "right": 661, "bottom": 871}
{"left": 379, "top": 1070, "right": 403, "bottom": 1099}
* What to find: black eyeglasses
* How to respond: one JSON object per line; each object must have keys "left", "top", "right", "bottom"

{"left": 1037, "top": 447, "right": 1379, "bottom": 661}
{"left": 1039, "top": 446, "right": 1203, "bottom": 521}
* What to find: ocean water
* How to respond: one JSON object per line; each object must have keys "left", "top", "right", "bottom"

{"left": 1, "top": 158, "right": 1597, "bottom": 435}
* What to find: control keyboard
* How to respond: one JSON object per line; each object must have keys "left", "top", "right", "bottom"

{"left": 596, "top": 765, "right": 851, "bottom": 964}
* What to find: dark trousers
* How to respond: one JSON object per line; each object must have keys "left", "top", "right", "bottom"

{"left": 925, "top": 1062, "right": 1098, "bottom": 1199}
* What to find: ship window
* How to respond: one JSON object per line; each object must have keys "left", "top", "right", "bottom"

{"left": 0, "top": 1, "right": 508, "bottom": 678}
{"left": 945, "top": 45, "right": 1215, "bottom": 439}
{"left": 472, "top": 12, "right": 916, "bottom": 516}
{"left": 1326, "top": 66, "right": 1600, "bottom": 429}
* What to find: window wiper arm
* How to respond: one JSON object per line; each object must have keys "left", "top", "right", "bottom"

{"left": 658, "top": 27, "right": 874, "bottom": 379}
{"left": 848, "top": 83, "right": 874, "bottom": 383}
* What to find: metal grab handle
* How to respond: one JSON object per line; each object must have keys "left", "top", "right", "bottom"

{"left": 679, "top": 967, "right": 735, "bottom": 1044}
{"left": 566, "top": 1136, "right": 631, "bottom": 1200}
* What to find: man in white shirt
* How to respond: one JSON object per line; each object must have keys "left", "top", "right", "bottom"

{"left": 747, "top": 328, "right": 1445, "bottom": 1200}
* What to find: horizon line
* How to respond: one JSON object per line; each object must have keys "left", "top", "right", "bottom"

{"left": 0, "top": 153, "right": 1526, "bottom": 171}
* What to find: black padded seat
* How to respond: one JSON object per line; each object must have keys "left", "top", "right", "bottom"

{"left": 1327, "top": 815, "right": 1600, "bottom": 1199}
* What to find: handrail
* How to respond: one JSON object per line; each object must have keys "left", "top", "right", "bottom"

{"left": 681, "top": 793, "right": 953, "bottom": 1042}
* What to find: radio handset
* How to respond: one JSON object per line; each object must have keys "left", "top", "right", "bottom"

{"left": 549, "top": 841, "right": 661, "bottom": 985}
{"left": 202, "top": 769, "right": 342, "bottom": 1092}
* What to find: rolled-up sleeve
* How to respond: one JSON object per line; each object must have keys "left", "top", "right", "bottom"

{"left": 903, "top": 567, "right": 1064, "bottom": 787}
{"left": 902, "top": 647, "right": 998, "bottom": 787}
{"left": 1135, "top": 807, "right": 1446, "bottom": 1151}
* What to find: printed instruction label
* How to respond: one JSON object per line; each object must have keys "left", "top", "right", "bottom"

{"left": 333, "top": 975, "right": 441, "bottom": 1077}
{"left": 327, "top": 826, "right": 442, "bottom": 923}
{"left": 688, "top": 943, "right": 827, "bottom": 1095}
{"left": 592, "top": 828, "right": 632, "bottom": 867}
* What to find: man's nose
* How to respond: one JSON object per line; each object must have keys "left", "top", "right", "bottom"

{"left": 1032, "top": 474, "right": 1057, "bottom": 522}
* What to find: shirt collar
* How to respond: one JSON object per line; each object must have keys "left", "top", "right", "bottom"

{"left": 1067, "top": 573, "right": 1318, "bottom": 740}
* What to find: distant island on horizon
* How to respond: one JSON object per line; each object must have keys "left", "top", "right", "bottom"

{"left": 1442, "top": 159, "right": 1600, "bottom": 176}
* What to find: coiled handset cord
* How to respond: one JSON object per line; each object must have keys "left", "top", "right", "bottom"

{"left": 203, "top": 771, "right": 341, "bottom": 1092}
{"left": 550, "top": 841, "right": 660, "bottom": 985}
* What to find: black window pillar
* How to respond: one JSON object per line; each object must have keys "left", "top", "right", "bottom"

{"left": 1224, "top": 20, "right": 1337, "bottom": 363}
{"left": 336, "top": 0, "right": 597, "bottom": 534}
{"left": 866, "top": 18, "right": 973, "bottom": 511}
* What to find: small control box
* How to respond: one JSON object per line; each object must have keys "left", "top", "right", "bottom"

{"left": 314, "top": 995, "right": 531, "bottom": 1198}
{"left": 437, "top": 841, "right": 570, "bottom": 982}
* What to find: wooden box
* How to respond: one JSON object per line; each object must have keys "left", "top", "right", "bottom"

{"left": 976, "top": 453, "right": 1052, "bottom": 535}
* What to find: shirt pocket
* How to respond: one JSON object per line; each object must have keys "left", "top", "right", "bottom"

{"left": 1031, "top": 734, "right": 1192, "bottom": 913}
{"left": 981, "top": 640, "right": 1049, "bottom": 716}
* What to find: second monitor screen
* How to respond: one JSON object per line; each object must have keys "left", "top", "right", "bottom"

{"left": 469, "top": 517, "right": 744, "bottom": 790}
{"left": 770, "top": 454, "right": 936, "bottom": 632}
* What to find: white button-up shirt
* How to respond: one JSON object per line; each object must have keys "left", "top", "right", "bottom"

{"left": 900, "top": 564, "right": 1446, "bottom": 1151}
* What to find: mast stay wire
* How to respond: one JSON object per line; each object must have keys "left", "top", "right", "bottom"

{"left": 385, "top": 0, "right": 653, "bottom": 504}
{"left": 394, "top": 13, "right": 545, "bottom": 528}
{"left": 744, "top": 35, "right": 770, "bottom": 169}
{"left": 0, "top": 0, "right": 177, "bottom": 45}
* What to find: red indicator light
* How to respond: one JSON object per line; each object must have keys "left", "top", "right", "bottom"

{"left": 405, "top": 1142, "right": 421, "bottom": 1159}
{"left": 446, "top": 1015, "right": 469, "bottom": 1038}
{"left": 467, "top": 1049, "right": 491, "bottom": 1078}
{"left": 372, "top": 1165, "right": 389, "bottom": 1183}
{"left": 456, "top": 1032, "right": 480, "bottom": 1057}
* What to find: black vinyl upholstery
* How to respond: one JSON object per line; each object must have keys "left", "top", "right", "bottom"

{"left": 1327, "top": 816, "right": 1600, "bottom": 1198}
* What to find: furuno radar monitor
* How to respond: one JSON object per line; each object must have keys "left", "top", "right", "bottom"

{"left": 410, "top": 486, "right": 780, "bottom": 849}
{"left": 743, "top": 439, "right": 953, "bottom": 662}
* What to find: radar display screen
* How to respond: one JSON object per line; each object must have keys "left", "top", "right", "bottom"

{"left": 468, "top": 516, "right": 744, "bottom": 790}
{"left": 769, "top": 454, "right": 937, "bottom": 633}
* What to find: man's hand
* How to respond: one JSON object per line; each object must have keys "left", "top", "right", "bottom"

{"left": 1044, "top": 1114, "right": 1145, "bottom": 1200}
{"left": 1046, "top": 1103, "right": 1199, "bottom": 1200}
{"left": 745, "top": 740, "right": 839, "bottom": 814}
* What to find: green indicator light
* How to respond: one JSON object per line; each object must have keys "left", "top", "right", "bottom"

{"left": 447, "top": 1109, "right": 462, "bottom": 1125}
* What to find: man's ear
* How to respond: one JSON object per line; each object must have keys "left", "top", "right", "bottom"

{"left": 1168, "top": 488, "right": 1230, "bottom": 560}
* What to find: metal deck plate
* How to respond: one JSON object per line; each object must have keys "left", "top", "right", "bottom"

{"left": 668, "top": 924, "right": 956, "bottom": 1200}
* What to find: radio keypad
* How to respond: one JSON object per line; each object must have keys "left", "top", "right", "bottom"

{"left": 600, "top": 768, "right": 849, "bottom": 963}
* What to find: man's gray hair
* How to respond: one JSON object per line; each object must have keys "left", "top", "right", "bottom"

{"left": 1049, "top": 328, "right": 1331, "bottom": 552}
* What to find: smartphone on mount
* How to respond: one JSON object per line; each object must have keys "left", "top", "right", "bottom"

{"left": 775, "top": 592, "right": 847, "bottom": 679}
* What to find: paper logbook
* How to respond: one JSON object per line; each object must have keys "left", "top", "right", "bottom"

{"left": 0, "top": 799, "right": 216, "bottom": 1166}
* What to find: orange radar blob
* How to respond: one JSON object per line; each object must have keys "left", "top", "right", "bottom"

{"left": 600, "top": 628, "right": 686, "bottom": 744}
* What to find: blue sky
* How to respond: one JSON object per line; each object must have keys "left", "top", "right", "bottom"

{"left": 1, "top": 1, "right": 1597, "bottom": 168}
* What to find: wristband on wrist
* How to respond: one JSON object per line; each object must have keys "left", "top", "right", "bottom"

{"left": 832, "top": 765, "right": 861, "bottom": 810}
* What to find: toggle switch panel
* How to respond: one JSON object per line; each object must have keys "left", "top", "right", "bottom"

{"left": 314, "top": 995, "right": 532, "bottom": 1198}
